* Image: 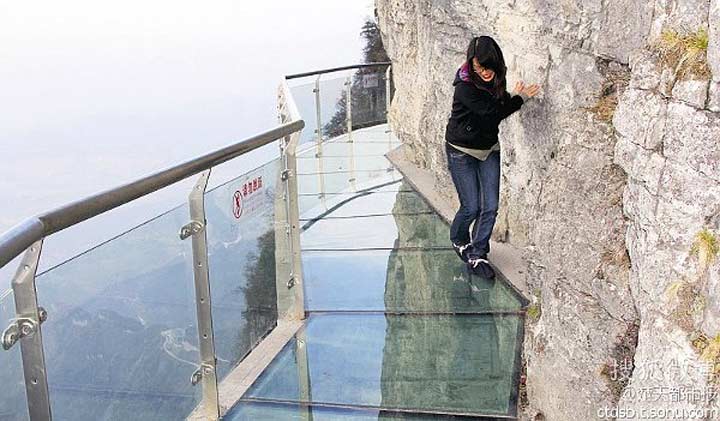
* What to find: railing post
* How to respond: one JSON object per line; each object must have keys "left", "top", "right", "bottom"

{"left": 385, "top": 65, "right": 393, "bottom": 151}
{"left": 385, "top": 65, "right": 392, "bottom": 121}
{"left": 7, "top": 240, "right": 52, "bottom": 421}
{"left": 282, "top": 132, "right": 306, "bottom": 321}
{"left": 314, "top": 75, "right": 323, "bottom": 151}
{"left": 314, "top": 75, "right": 326, "bottom": 199}
{"left": 182, "top": 169, "right": 219, "bottom": 420}
{"left": 276, "top": 83, "right": 306, "bottom": 321}
{"left": 345, "top": 75, "right": 353, "bottom": 142}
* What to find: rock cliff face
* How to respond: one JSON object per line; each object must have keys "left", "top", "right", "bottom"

{"left": 376, "top": 0, "right": 720, "bottom": 419}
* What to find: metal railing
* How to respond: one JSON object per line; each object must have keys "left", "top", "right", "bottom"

{"left": 0, "top": 62, "right": 392, "bottom": 421}
{"left": 284, "top": 62, "right": 391, "bottom": 80}
{"left": 286, "top": 62, "right": 392, "bottom": 148}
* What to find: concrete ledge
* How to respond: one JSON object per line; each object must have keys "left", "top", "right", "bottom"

{"left": 386, "top": 144, "right": 530, "bottom": 299}
{"left": 187, "top": 319, "right": 303, "bottom": 420}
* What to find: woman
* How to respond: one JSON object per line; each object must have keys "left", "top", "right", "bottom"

{"left": 445, "top": 36, "right": 540, "bottom": 278}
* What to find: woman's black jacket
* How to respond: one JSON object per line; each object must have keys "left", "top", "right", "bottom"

{"left": 445, "top": 71, "right": 524, "bottom": 150}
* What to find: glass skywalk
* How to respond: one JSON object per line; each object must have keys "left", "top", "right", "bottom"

{"left": 224, "top": 125, "right": 527, "bottom": 420}
{"left": 0, "top": 64, "right": 526, "bottom": 421}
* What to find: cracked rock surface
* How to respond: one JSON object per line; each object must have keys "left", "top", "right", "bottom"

{"left": 376, "top": 0, "right": 720, "bottom": 419}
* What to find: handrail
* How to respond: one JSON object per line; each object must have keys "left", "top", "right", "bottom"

{"left": 285, "top": 62, "right": 391, "bottom": 80}
{"left": 0, "top": 120, "right": 304, "bottom": 270}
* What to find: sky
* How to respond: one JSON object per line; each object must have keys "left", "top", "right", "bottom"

{"left": 0, "top": 0, "right": 376, "bottom": 276}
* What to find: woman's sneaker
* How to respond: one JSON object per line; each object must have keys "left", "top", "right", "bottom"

{"left": 452, "top": 242, "right": 471, "bottom": 263}
{"left": 467, "top": 255, "right": 495, "bottom": 279}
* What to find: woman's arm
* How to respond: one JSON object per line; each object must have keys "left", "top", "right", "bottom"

{"left": 496, "top": 94, "right": 524, "bottom": 120}
{"left": 494, "top": 81, "right": 542, "bottom": 120}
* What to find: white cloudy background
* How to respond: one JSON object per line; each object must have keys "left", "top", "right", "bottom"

{"left": 0, "top": 1, "right": 375, "bottom": 278}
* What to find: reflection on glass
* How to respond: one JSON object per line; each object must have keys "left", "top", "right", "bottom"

{"left": 303, "top": 249, "right": 523, "bottom": 312}
{"left": 350, "top": 69, "right": 389, "bottom": 129}
{"left": 298, "top": 179, "right": 410, "bottom": 219}
{"left": 35, "top": 204, "right": 201, "bottom": 420}
{"left": 300, "top": 191, "right": 431, "bottom": 222}
{"left": 297, "top": 168, "right": 402, "bottom": 197}
{"left": 0, "top": 291, "right": 30, "bottom": 421}
{"left": 296, "top": 152, "right": 394, "bottom": 175}
{"left": 297, "top": 130, "right": 400, "bottom": 159}
{"left": 300, "top": 206, "right": 448, "bottom": 250}
{"left": 205, "top": 160, "right": 280, "bottom": 381}
{"left": 243, "top": 313, "right": 522, "bottom": 417}
{"left": 318, "top": 77, "right": 349, "bottom": 140}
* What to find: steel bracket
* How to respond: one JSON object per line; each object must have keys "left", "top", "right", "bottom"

{"left": 179, "top": 220, "right": 204, "bottom": 240}
{"left": 281, "top": 169, "right": 291, "bottom": 181}
{"left": 3, "top": 306, "right": 48, "bottom": 350}
{"left": 3, "top": 317, "right": 31, "bottom": 351}
{"left": 190, "top": 363, "right": 215, "bottom": 386}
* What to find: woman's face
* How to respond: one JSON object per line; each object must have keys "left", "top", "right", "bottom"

{"left": 472, "top": 58, "right": 495, "bottom": 82}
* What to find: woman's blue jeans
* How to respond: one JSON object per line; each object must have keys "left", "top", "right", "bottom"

{"left": 445, "top": 142, "right": 500, "bottom": 258}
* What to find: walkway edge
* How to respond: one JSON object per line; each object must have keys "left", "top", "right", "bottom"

{"left": 187, "top": 319, "right": 303, "bottom": 420}
{"left": 386, "top": 143, "right": 531, "bottom": 300}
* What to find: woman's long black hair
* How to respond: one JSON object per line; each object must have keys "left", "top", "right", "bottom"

{"left": 466, "top": 36, "right": 508, "bottom": 100}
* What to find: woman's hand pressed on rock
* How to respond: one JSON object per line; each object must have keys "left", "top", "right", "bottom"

{"left": 513, "top": 81, "right": 541, "bottom": 99}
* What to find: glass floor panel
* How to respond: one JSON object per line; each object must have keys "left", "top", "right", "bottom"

{"left": 240, "top": 313, "right": 522, "bottom": 418}
{"left": 297, "top": 139, "right": 400, "bottom": 159}
{"left": 302, "top": 249, "right": 525, "bottom": 312}
{"left": 296, "top": 153, "right": 395, "bottom": 175}
{"left": 298, "top": 181, "right": 413, "bottom": 218}
{"left": 301, "top": 212, "right": 449, "bottom": 250}
{"left": 300, "top": 191, "right": 433, "bottom": 222}
{"left": 297, "top": 168, "right": 402, "bottom": 196}
{"left": 225, "top": 401, "right": 506, "bottom": 420}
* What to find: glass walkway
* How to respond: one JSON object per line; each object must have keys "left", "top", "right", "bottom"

{"left": 223, "top": 125, "right": 527, "bottom": 420}
{"left": 0, "top": 64, "right": 526, "bottom": 421}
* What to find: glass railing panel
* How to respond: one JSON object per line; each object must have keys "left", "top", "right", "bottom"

{"left": 243, "top": 313, "right": 523, "bottom": 418}
{"left": 204, "top": 159, "right": 281, "bottom": 381}
{"left": 35, "top": 203, "right": 201, "bottom": 420}
{"left": 317, "top": 76, "right": 349, "bottom": 140}
{"left": 301, "top": 210, "right": 448, "bottom": 250}
{"left": 289, "top": 81, "right": 319, "bottom": 145}
{"left": 0, "top": 290, "right": 30, "bottom": 421}
{"left": 350, "top": 68, "right": 389, "bottom": 129}
{"left": 303, "top": 249, "right": 524, "bottom": 313}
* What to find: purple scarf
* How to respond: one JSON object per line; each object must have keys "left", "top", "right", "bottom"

{"left": 459, "top": 61, "right": 472, "bottom": 82}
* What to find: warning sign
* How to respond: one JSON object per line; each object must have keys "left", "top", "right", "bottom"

{"left": 233, "top": 190, "right": 244, "bottom": 219}
{"left": 232, "top": 175, "right": 264, "bottom": 220}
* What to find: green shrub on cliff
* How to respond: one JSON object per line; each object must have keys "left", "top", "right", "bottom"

{"left": 690, "top": 228, "right": 719, "bottom": 275}
{"left": 653, "top": 28, "right": 711, "bottom": 80}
